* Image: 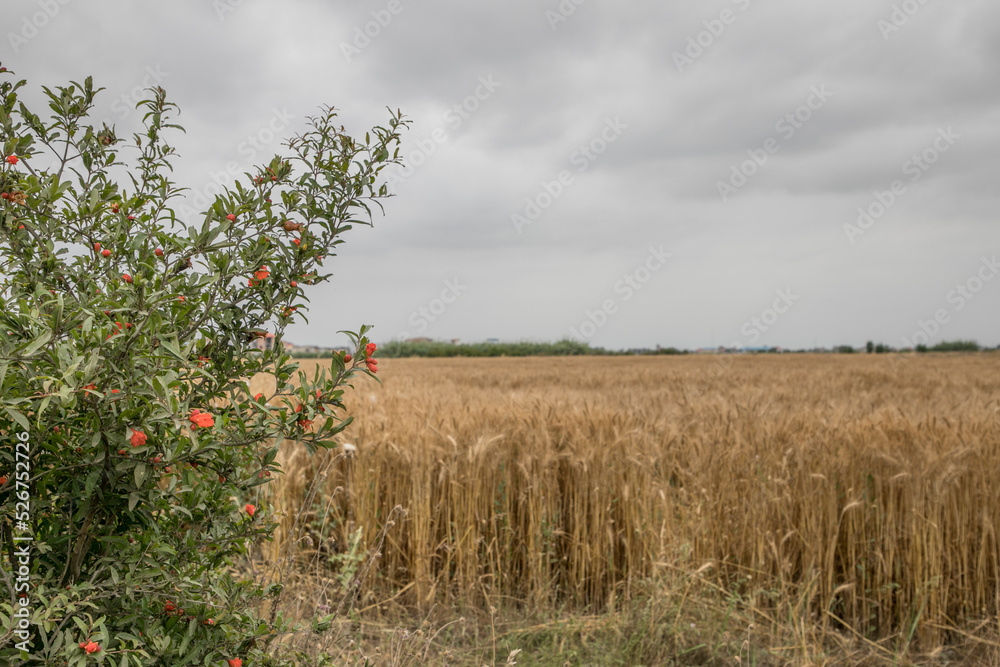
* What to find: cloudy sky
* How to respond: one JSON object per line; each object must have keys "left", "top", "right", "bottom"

{"left": 3, "top": 0, "right": 998, "bottom": 350}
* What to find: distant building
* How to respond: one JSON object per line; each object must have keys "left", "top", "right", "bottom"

{"left": 251, "top": 332, "right": 276, "bottom": 351}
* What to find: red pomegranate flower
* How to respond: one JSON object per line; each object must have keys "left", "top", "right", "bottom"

{"left": 84, "top": 641, "right": 100, "bottom": 654}
{"left": 6, "top": 155, "right": 18, "bottom": 165}
{"left": 366, "top": 342, "right": 377, "bottom": 357}
{"left": 189, "top": 409, "right": 215, "bottom": 429}
{"left": 245, "top": 504, "right": 256, "bottom": 518}
{"left": 254, "top": 266, "right": 270, "bottom": 281}
{"left": 130, "top": 430, "right": 147, "bottom": 447}
{"left": 228, "top": 659, "right": 243, "bottom": 667}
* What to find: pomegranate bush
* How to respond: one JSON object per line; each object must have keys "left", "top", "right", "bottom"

{"left": 0, "top": 67, "right": 405, "bottom": 665}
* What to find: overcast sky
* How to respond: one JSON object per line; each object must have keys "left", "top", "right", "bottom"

{"left": 3, "top": 0, "right": 998, "bottom": 350}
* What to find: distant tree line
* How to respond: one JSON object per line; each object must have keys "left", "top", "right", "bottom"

{"left": 845, "top": 340, "right": 987, "bottom": 354}
{"left": 324, "top": 340, "right": 694, "bottom": 358}
{"left": 291, "top": 340, "right": 996, "bottom": 359}
{"left": 379, "top": 339, "right": 595, "bottom": 357}
{"left": 376, "top": 339, "right": 690, "bottom": 358}
{"left": 916, "top": 340, "right": 983, "bottom": 352}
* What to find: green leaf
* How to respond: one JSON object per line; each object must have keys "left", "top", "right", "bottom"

{"left": 177, "top": 617, "right": 197, "bottom": 654}
{"left": 134, "top": 463, "right": 147, "bottom": 489}
{"left": 263, "top": 446, "right": 279, "bottom": 466}
{"left": 4, "top": 406, "right": 30, "bottom": 432}
{"left": 159, "top": 337, "right": 186, "bottom": 364}
{"left": 84, "top": 470, "right": 100, "bottom": 496}
{"left": 19, "top": 329, "right": 52, "bottom": 357}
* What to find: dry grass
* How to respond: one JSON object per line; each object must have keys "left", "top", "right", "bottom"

{"left": 251, "top": 352, "right": 1000, "bottom": 663}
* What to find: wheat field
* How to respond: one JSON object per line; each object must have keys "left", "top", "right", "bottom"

{"left": 252, "top": 353, "right": 1000, "bottom": 656}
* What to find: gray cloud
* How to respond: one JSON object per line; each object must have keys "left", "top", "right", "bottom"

{"left": 2, "top": 0, "right": 997, "bottom": 350}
